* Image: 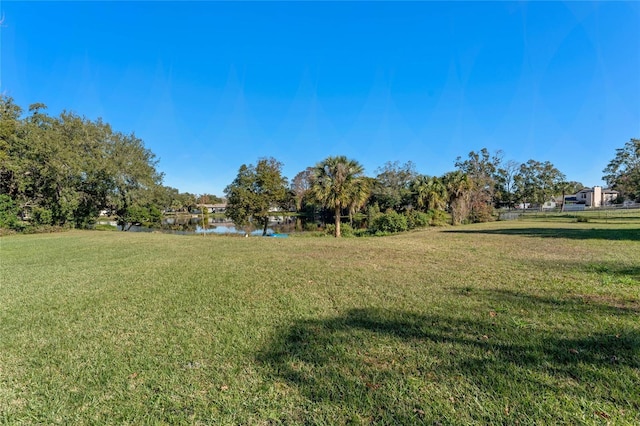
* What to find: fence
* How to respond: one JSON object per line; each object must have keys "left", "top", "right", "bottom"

{"left": 498, "top": 205, "right": 640, "bottom": 223}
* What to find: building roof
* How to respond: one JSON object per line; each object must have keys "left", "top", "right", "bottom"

{"left": 574, "top": 187, "right": 618, "bottom": 195}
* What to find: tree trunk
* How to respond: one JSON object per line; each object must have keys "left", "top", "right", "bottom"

{"left": 262, "top": 218, "right": 268, "bottom": 236}
{"left": 334, "top": 206, "right": 341, "bottom": 237}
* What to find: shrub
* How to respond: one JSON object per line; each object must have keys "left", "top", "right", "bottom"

{"left": 324, "top": 222, "right": 355, "bottom": 237}
{"left": 366, "top": 204, "right": 382, "bottom": 228}
{"left": 0, "top": 195, "right": 20, "bottom": 229}
{"left": 148, "top": 205, "right": 162, "bottom": 226}
{"left": 352, "top": 228, "right": 370, "bottom": 237}
{"left": 429, "top": 209, "right": 450, "bottom": 226}
{"left": 469, "top": 203, "right": 495, "bottom": 223}
{"left": 32, "top": 207, "right": 53, "bottom": 226}
{"left": 405, "top": 210, "right": 431, "bottom": 230}
{"left": 304, "top": 222, "right": 320, "bottom": 232}
{"left": 21, "top": 225, "right": 66, "bottom": 234}
{"left": 340, "top": 223, "right": 354, "bottom": 237}
{"left": 369, "top": 211, "right": 408, "bottom": 234}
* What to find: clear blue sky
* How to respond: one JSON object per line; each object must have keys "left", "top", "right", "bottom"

{"left": 2, "top": 1, "right": 639, "bottom": 196}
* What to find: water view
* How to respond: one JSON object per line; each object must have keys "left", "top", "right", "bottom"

{"left": 100, "top": 218, "right": 289, "bottom": 237}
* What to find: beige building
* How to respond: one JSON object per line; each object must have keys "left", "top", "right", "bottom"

{"left": 571, "top": 186, "right": 618, "bottom": 207}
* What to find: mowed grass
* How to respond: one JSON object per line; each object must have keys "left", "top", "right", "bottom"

{"left": 510, "top": 208, "right": 640, "bottom": 224}
{"left": 0, "top": 221, "right": 638, "bottom": 425}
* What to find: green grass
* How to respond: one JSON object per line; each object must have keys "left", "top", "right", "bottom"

{"left": 1, "top": 221, "right": 638, "bottom": 424}
{"left": 507, "top": 208, "right": 640, "bottom": 224}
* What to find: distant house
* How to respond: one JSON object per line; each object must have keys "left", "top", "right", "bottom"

{"left": 600, "top": 188, "right": 620, "bottom": 206}
{"left": 566, "top": 186, "right": 618, "bottom": 208}
{"left": 196, "top": 203, "right": 227, "bottom": 214}
{"left": 542, "top": 195, "right": 564, "bottom": 210}
{"left": 515, "top": 202, "right": 531, "bottom": 209}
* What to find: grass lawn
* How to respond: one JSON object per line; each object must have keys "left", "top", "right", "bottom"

{"left": 1, "top": 221, "right": 638, "bottom": 424}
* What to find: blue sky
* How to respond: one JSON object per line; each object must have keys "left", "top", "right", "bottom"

{"left": 2, "top": 1, "right": 639, "bottom": 195}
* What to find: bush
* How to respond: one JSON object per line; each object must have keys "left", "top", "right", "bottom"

{"left": 352, "top": 228, "right": 370, "bottom": 237}
{"left": 405, "top": 210, "right": 431, "bottom": 229}
{"left": 304, "top": 222, "right": 320, "bottom": 232}
{"left": 429, "top": 209, "right": 450, "bottom": 226}
{"left": 340, "top": 223, "right": 355, "bottom": 237}
{"left": 148, "top": 205, "right": 162, "bottom": 226}
{"left": 366, "top": 204, "right": 382, "bottom": 228}
{"left": 469, "top": 203, "right": 495, "bottom": 223}
{"left": 324, "top": 222, "right": 355, "bottom": 237}
{"left": 0, "top": 194, "right": 20, "bottom": 229}
{"left": 369, "top": 211, "right": 408, "bottom": 234}
{"left": 32, "top": 207, "right": 53, "bottom": 226}
{"left": 20, "top": 225, "right": 66, "bottom": 234}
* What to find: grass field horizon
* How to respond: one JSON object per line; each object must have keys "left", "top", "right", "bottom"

{"left": 1, "top": 220, "right": 638, "bottom": 424}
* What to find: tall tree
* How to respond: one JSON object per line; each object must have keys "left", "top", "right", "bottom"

{"left": 603, "top": 138, "right": 640, "bottom": 202}
{"left": 455, "top": 148, "right": 502, "bottom": 222}
{"left": 291, "top": 167, "right": 314, "bottom": 212}
{"left": 346, "top": 177, "right": 371, "bottom": 226}
{"left": 443, "top": 171, "right": 472, "bottom": 225}
{"left": 411, "top": 175, "right": 447, "bottom": 212}
{"left": 197, "top": 193, "right": 223, "bottom": 204}
{"left": 107, "top": 131, "right": 164, "bottom": 230}
{"left": 310, "top": 156, "right": 369, "bottom": 237}
{"left": 494, "top": 160, "right": 520, "bottom": 210}
{"left": 290, "top": 167, "right": 317, "bottom": 229}
{"left": 514, "top": 160, "right": 566, "bottom": 210}
{"left": 1, "top": 97, "right": 165, "bottom": 230}
{"left": 224, "top": 157, "right": 288, "bottom": 236}
{"left": 56, "top": 113, "right": 114, "bottom": 226}
{"left": 0, "top": 97, "right": 24, "bottom": 201}
{"left": 369, "top": 160, "right": 417, "bottom": 212}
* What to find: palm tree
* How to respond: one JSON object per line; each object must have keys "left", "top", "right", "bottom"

{"left": 443, "top": 171, "right": 472, "bottom": 225}
{"left": 310, "top": 156, "right": 369, "bottom": 237}
{"left": 347, "top": 177, "right": 371, "bottom": 227}
{"left": 411, "top": 175, "right": 447, "bottom": 212}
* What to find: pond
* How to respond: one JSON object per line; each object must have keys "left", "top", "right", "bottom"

{"left": 193, "top": 225, "right": 287, "bottom": 237}
{"left": 102, "top": 222, "right": 288, "bottom": 237}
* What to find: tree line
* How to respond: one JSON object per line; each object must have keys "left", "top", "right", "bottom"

{"left": 0, "top": 97, "right": 202, "bottom": 231}
{"left": 225, "top": 152, "right": 584, "bottom": 237}
{"left": 225, "top": 146, "right": 639, "bottom": 237}
{"left": 1, "top": 97, "right": 638, "bottom": 235}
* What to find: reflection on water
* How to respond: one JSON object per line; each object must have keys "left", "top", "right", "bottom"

{"left": 100, "top": 215, "right": 293, "bottom": 236}
{"left": 111, "top": 223, "right": 287, "bottom": 237}
{"left": 194, "top": 225, "right": 277, "bottom": 236}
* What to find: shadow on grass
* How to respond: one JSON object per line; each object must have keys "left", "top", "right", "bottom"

{"left": 257, "top": 304, "right": 639, "bottom": 423}
{"left": 521, "top": 258, "right": 640, "bottom": 284}
{"left": 481, "top": 288, "right": 639, "bottom": 315}
{"left": 444, "top": 227, "right": 640, "bottom": 241}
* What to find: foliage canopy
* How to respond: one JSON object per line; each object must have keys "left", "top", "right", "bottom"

{"left": 310, "top": 156, "right": 370, "bottom": 237}
{"left": 0, "top": 96, "right": 168, "bottom": 230}
{"left": 603, "top": 138, "right": 640, "bottom": 202}
{"left": 224, "top": 157, "right": 289, "bottom": 236}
